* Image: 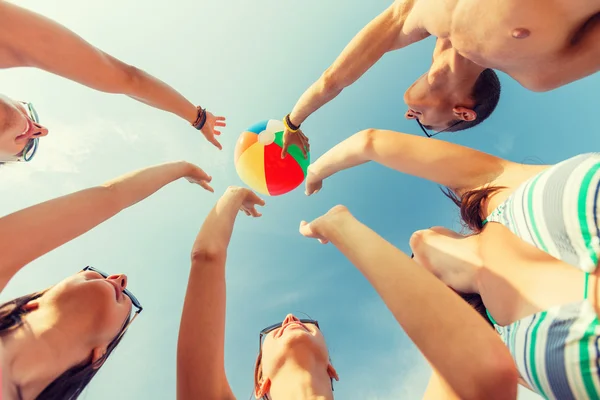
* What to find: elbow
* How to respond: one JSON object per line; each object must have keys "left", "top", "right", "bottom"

{"left": 356, "top": 128, "right": 377, "bottom": 159}
{"left": 472, "top": 353, "right": 519, "bottom": 400}
{"left": 320, "top": 68, "right": 344, "bottom": 95}
{"left": 191, "top": 244, "right": 227, "bottom": 265}
{"left": 104, "top": 61, "right": 144, "bottom": 94}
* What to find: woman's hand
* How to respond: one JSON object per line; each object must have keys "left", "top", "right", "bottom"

{"left": 183, "top": 163, "right": 214, "bottom": 192}
{"left": 222, "top": 186, "right": 265, "bottom": 217}
{"left": 299, "top": 205, "right": 350, "bottom": 244}
{"left": 305, "top": 167, "right": 324, "bottom": 196}
{"left": 200, "top": 112, "right": 226, "bottom": 150}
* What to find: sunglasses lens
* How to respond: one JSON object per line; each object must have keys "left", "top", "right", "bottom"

{"left": 27, "top": 103, "right": 39, "bottom": 123}
{"left": 23, "top": 139, "right": 38, "bottom": 162}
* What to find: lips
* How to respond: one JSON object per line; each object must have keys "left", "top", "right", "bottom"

{"left": 277, "top": 322, "right": 309, "bottom": 338}
{"left": 106, "top": 279, "right": 122, "bottom": 302}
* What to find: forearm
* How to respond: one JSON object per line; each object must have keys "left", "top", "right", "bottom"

{"left": 126, "top": 68, "right": 198, "bottom": 123}
{"left": 288, "top": 4, "right": 408, "bottom": 126}
{"left": 322, "top": 212, "right": 518, "bottom": 399}
{"left": 288, "top": 76, "right": 343, "bottom": 126}
{"left": 177, "top": 191, "right": 244, "bottom": 399}
{"left": 191, "top": 189, "right": 243, "bottom": 257}
{"left": 309, "top": 131, "right": 371, "bottom": 179}
{"left": 102, "top": 161, "right": 193, "bottom": 209}
{"left": 0, "top": 161, "right": 192, "bottom": 278}
{"left": 314, "top": 129, "right": 511, "bottom": 191}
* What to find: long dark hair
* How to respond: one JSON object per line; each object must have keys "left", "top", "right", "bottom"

{"left": 0, "top": 291, "right": 130, "bottom": 399}
{"left": 441, "top": 185, "right": 506, "bottom": 327}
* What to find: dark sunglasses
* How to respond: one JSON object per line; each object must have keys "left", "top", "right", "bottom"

{"left": 415, "top": 117, "right": 464, "bottom": 138}
{"left": 83, "top": 266, "right": 143, "bottom": 315}
{"left": 17, "top": 102, "right": 40, "bottom": 162}
{"left": 259, "top": 318, "right": 320, "bottom": 346}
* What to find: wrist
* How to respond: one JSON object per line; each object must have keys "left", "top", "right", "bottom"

{"left": 192, "top": 106, "right": 207, "bottom": 130}
{"left": 319, "top": 206, "right": 355, "bottom": 240}
{"left": 284, "top": 113, "right": 302, "bottom": 132}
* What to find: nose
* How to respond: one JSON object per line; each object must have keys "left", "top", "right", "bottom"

{"left": 282, "top": 314, "right": 300, "bottom": 325}
{"left": 107, "top": 274, "right": 128, "bottom": 291}
{"left": 31, "top": 122, "right": 49, "bottom": 138}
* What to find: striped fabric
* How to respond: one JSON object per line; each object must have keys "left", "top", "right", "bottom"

{"left": 484, "top": 153, "right": 600, "bottom": 399}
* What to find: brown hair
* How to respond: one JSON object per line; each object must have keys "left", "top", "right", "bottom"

{"left": 253, "top": 349, "right": 268, "bottom": 400}
{"left": 0, "top": 290, "right": 130, "bottom": 399}
{"left": 441, "top": 186, "right": 505, "bottom": 233}
{"left": 441, "top": 185, "right": 506, "bottom": 327}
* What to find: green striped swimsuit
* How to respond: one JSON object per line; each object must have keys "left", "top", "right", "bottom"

{"left": 483, "top": 153, "right": 600, "bottom": 400}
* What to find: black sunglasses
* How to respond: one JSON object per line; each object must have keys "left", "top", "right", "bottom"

{"left": 259, "top": 318, "right": 320, "bottom": 346}
{"left": 83, "top": 266, "right": 143, "bottom": 314}
{"left": 415, "top": 118, "right": 464, "bottom": 138}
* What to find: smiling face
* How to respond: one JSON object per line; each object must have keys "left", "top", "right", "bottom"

{"left": 39, "top": 270, "right": 133, "bottom": 346}
{"left": 0, "top": 95, "right": 48, "bottom": 161}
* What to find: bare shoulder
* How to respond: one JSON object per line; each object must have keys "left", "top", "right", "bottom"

{"left": 385, "top": 0, "right": 432, "bottom": 48}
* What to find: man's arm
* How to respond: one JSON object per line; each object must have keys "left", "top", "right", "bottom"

{"left": 288, "top": 0, "right": 429, "bottom": 126}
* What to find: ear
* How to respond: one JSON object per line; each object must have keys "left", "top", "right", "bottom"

{"left": 91, "top": 347, "right": 107, "bottom": 369}
{"left": 453, "top": 106, "right": 477, "bottom": 122}
{"left": 327, "top": 363, "right": 339, "bottom": 381}
{"left": 255, "top": 377, "right": 271, "bottom": 399}
{"left": 22, "top": 301, "right": 40, "bottom": 311}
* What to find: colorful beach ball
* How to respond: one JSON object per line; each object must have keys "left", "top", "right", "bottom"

{"left": 234, "top": 119, "right": 310, "bottom": 196}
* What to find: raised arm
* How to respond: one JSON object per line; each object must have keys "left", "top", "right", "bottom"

{"left": 0, "top": 1, "right": 225, "bottom": 149}
{"left": 0, "top": 161, "right": 212, "bottom": 292}
{"left": 177, "top": 187, "right": 264, "bottom": 400}
{"left": 280, "top": 0, "right": 429, "bottom": 156}
{"left": 299, "top": 206, "right": 519, "bottom": 400}
{"left": 306, "top": 129, "right": 537, "bottom": 196}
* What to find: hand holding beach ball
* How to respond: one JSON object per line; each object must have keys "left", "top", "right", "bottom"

{"left": 234, "top": 119, "right": 310, "bottom": 196}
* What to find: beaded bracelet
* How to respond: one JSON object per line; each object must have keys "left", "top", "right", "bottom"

{"left": 192, "top": 106, "right": 207, "bottom": 130}
{"left": 283, "top": 113, "right": 301, "bottom": 132}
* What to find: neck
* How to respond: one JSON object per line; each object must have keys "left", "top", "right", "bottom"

{"left": 1, "top": 307, "right": 89, "bottom": 399}
{"left": 430, "top": 39, "right": 485, "bottom": 101}
{"left": 269, "top": 361, "right": 332, "bottom": 400}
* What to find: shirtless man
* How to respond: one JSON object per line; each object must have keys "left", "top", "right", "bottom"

{"left": 280, "top": 0, "right": 600, "bottom": 156}
{"left": 0, "top": 1, "right": 225, "bottom": 163}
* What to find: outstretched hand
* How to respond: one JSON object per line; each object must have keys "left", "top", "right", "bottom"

{"left": 201, "top": 112, "right": 226, "bottom": 150}
{"left": 281, "top": 127, "right": 310, "bottom": 159}
{"left": 299, "top": 205, "right": 350, "bottom": 244}
{"left": 184, "top": 163, "right": 214, "bottom": 192}
{"left": 224, "top": 186, "right": 266, "bottom": 217}
{"left": 305, "top": 168, "right": 323, "bottom": 196}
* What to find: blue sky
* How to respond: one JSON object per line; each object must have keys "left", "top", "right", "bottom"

{"left": 0, "top": 0, "right": 599, "bottom": 398}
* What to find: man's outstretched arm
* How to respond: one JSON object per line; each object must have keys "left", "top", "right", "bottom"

{"left": 287, "top": 0, "right": 430, "bottom": 127}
